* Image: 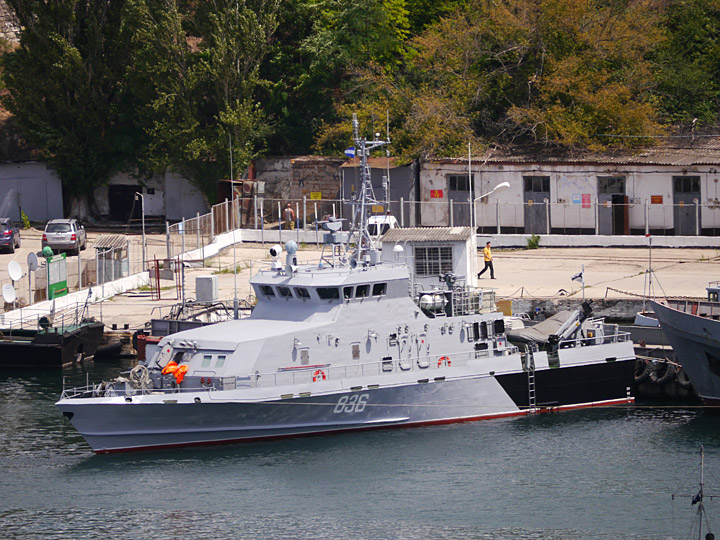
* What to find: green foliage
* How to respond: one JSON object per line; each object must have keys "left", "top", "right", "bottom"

{"left": 3, "top": 0, "right": 137, "bottom": 197}
{"left": 652, "top": 0, "right": 720, "bottom": 125}
{"left": 20, "top": 210, "right": 30, "bottom": 229}
{"left": 526, "top": 234, "right": 541, "bottom": 250}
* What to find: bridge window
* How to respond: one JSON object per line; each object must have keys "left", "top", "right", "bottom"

{"left": 278, "top": 286, "right": 292, "bottom": 298}
{"left": 317, "top": 287, "right": 340, "bottom": 300}
{"left": 216, "top": 355, "right": 226, "bottom": 368}
{"left": 259, "top": 285, "right": 275, "bottom": 297}
{"left": 343, "top": 286, "right": 354, "bottom": 299}
{"left": 356, "top": 284, "right": 370, "bottom": 298}
{"left": 372, "top": 283, "right": 387, "bottom": 296}
{"left": 202, "top": 354, "right": 212, "bottom": 368}
{"left": 295, "top": 287, "right": 310, "bottom": 299}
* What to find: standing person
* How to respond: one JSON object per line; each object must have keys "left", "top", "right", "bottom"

{"left": 478, "top": 241, "right": 495, "bottom": 279}
{"left": 283, "top": 203, "right": 295, "bottom": 230}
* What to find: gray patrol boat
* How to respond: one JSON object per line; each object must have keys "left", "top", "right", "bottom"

{"left": 57, "top": 118, "right": 636, "bottom": 453}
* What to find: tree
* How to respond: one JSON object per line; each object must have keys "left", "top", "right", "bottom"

{"left": 316, "top": 0, "right": 667, "bottom": 158}
{"left": 653, "top": 0, "right": 720, "bottom": 126}
{"left": 2, "top": 0, "right": 138, "bottom": 218}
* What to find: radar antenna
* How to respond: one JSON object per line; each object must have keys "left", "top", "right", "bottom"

{"left": 346, "top": 113, "right": 390, "bottom": 265}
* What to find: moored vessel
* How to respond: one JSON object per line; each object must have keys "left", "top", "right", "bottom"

{"left": 56, "top": 117, "right": 636, "bottom": 453}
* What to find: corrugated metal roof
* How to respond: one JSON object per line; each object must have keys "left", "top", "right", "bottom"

{"left": 427, "top": 137, "right": 720, "bottom": 167}
{"left": 381, "top": 227, "right": 472, "bottom": 243}
{"left": 93, "top": 234, "right": 128, "bottom": 249}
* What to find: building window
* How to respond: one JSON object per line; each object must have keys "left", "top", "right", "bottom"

{"left": 415, "top": 246, "right": 453, "bottom": 277}
{"left": 597, "top": 177, "right": 625, "bottom": 194}
{"left": 448, "top": 175, "right": 474, "bottom": 192}
{"left": 673, "top": 176, "right": 700, "bottom": 193}
{"left": 523, "top": 176, "right": 550, "bottom": 193}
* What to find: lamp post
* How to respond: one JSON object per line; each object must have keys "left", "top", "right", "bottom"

{"left": 135, "top": 192, "right": 146, "bottom": 271}
{"left": 472, "top": 181, "right": 510, "bottom": 233}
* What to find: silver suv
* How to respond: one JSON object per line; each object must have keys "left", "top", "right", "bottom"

{"left": 42, "top": 219, "right": 87, "bottom": 255}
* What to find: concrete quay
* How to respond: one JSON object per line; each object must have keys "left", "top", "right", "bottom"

{"left": 2, "top": 226, "right": 718, "bottom": 339}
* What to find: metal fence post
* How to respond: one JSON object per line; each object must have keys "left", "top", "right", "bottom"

{"left": 261, "top": 199, "right": 265, "bottom": 246}
{"left": 314, "top": 202, "right": 319, "bottom": 247}
{"left": 496, "top": 200, "right": 501, "bottom": 235}
{"left": 400, "top": 197, "right": 405, "bottom": 227}
{"left": 544, "top": 198, "right": 550, "bottom": 235}
{"left": 166, "top": 221, "right": 171, "bottom": 260}
{"left": 695, "top": 198, "right": 700, "bottom": 235}
{"left": 296, "top": 201, "right": 300, "bottom": 243}
{"left": 594, "top": 201, "right": 599, "bottom": 235}
{"left": 277, "top": 201, "right": 282, "bottom": 243}
{"left": 225, "top": 198, "right": 229, "bottom": 234}
{"left": 210, "top": 206, "right": 215, "bottom": 238}
{"left": 303, "top": 196, "right": 307, "bottom": 231}
{"left": 449, "top": 199, "right": 454, "bottom": 227}
{"left": 254, "top": 195, "right": 258, "bottom": 230}
{"left": 645, "top": 199, "right": 649, "bottom": 236}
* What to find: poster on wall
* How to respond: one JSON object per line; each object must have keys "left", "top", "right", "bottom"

{"left": 582, "top": 194, "right": 591, "bottom": 208}
{"left": 572, "top": 194, "right": 581, "bottom": 204}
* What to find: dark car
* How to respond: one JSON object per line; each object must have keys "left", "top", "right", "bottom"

{"left": 0, "top": 218, "right": 20, "bottom": 253}
{"left": 42, "top": 218, "right": 87, "bottom": 255}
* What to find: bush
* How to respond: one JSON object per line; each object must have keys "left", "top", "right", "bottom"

{"left": 526, "top": 234, "right": 541, "bottom": 249}
{"left": 21, "top": 211, "right": 30, "bottom": 229}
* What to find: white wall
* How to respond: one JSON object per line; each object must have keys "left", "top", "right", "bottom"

{"left": 0, "top": 162, "right": 63, "bottom": 221}
{"left": 423, "top": 162, "right": 720, "bottom": 232}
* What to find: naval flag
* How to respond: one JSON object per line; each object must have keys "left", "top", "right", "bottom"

{"left": 692, "top": 490, "right": 703, "bottom": 505}
{"left": 571, "top": 271, "right": 584, "bottom": 282}
{"left": 344, "top": 147, "right": 356, "bottom": 158}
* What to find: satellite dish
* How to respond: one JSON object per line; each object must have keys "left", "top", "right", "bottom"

{"left": 8, "top": 260, "right": 22, "bottom": 281}
{"left": 2, "top": 283, "right": 16, "bottom": 304}
{"left": 27, "top": 252, "right": 39, "bottom": 272}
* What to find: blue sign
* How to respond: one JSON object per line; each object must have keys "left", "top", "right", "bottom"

{"left": 344, "top": 147, "right": 355, "bottom": 158}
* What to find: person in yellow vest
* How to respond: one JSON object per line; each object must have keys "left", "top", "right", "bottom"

{"left": 478, "top": 241, "right": 495, "bottom": 279}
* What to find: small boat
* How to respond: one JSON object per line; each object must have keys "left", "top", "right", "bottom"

{"left": 0, "top": 315, "right": 104, "bottom": 368}
{"left": 650, "top": 282, "right": 720, "bottom": 406}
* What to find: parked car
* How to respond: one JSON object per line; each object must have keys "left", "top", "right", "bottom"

{"left": 0, "top": 217, "right": 20, "bottom": 253}
{"left": 42, "top": 219, "right": 87, "bottom": 255}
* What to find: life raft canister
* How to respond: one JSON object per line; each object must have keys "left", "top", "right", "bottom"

{"left": 174, "top": 365, "right": 189, "bottom": 384}
{"left": 313, "top": 369, "right": 326, "bottom": 382}
{"left": 162, "top": 361, "right": 178, "bottom": 375}
{"left": 438, "top": 356, "right": 451, "bottom": 367}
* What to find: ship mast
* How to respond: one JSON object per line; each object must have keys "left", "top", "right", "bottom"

{"left": 347, "top": 113, "right": 389, "bottom": 266}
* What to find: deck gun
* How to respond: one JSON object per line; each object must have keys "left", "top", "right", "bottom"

{"left": 547, "top": 300, "right": 593, "bottom": 351}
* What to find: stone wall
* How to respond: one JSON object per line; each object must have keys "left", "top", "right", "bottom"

{"left": 0, "top": 0, "right": 19, "bottom": 43}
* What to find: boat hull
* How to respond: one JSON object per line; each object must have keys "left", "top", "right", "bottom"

{"left": 58, "top": 359, "right": 635, "bottom": 454}
{"left": 650, "top": 300, "right": 720, "bottom": 405}
{"left": 0, "top": 322, "right": 105, "bottom": 368}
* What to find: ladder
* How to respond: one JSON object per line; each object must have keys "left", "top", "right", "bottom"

{"left": 527, "top": 357, "right": 537, "bottom": 413}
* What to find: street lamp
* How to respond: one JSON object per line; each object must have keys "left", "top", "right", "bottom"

{"left": 135, "top": 192, "right": 146, "bottom": 271}
{"left": 473, "top": 181, "right": 510, "bottom": 231}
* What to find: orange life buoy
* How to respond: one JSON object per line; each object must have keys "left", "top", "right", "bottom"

{"left": 162, "top": 361, "right": 178, "bottom": 375}
{"left": 438, "top": 356, "right": 451, "bottom": 367}
{"left": 313, "top": 369, "right": 326, "bottom": 382}
{"left": 174, "top": 365, "right": 189, "bottom": 384}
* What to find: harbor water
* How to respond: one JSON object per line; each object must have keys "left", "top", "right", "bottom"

{"left": 1, "top": 359, "right": 718, "bottom": 540}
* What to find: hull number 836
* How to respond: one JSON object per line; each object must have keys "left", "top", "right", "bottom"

{"left": 333, "top": 393, "right": 369, "bottom": 414}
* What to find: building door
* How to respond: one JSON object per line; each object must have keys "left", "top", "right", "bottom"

{"left": 108, "top": 185, "right": 142, "bottom": 222}
{"left": 447, "top": 174, "right": 473, "bottom": 227}
{"left": 523, "top": 176, "right": 550, "bottom": 234}
{"left": 673, "top": 176, "right": 701, "bottom": 235}
{"left": 597, "top": 177, "right": 628, "bottom": 235}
